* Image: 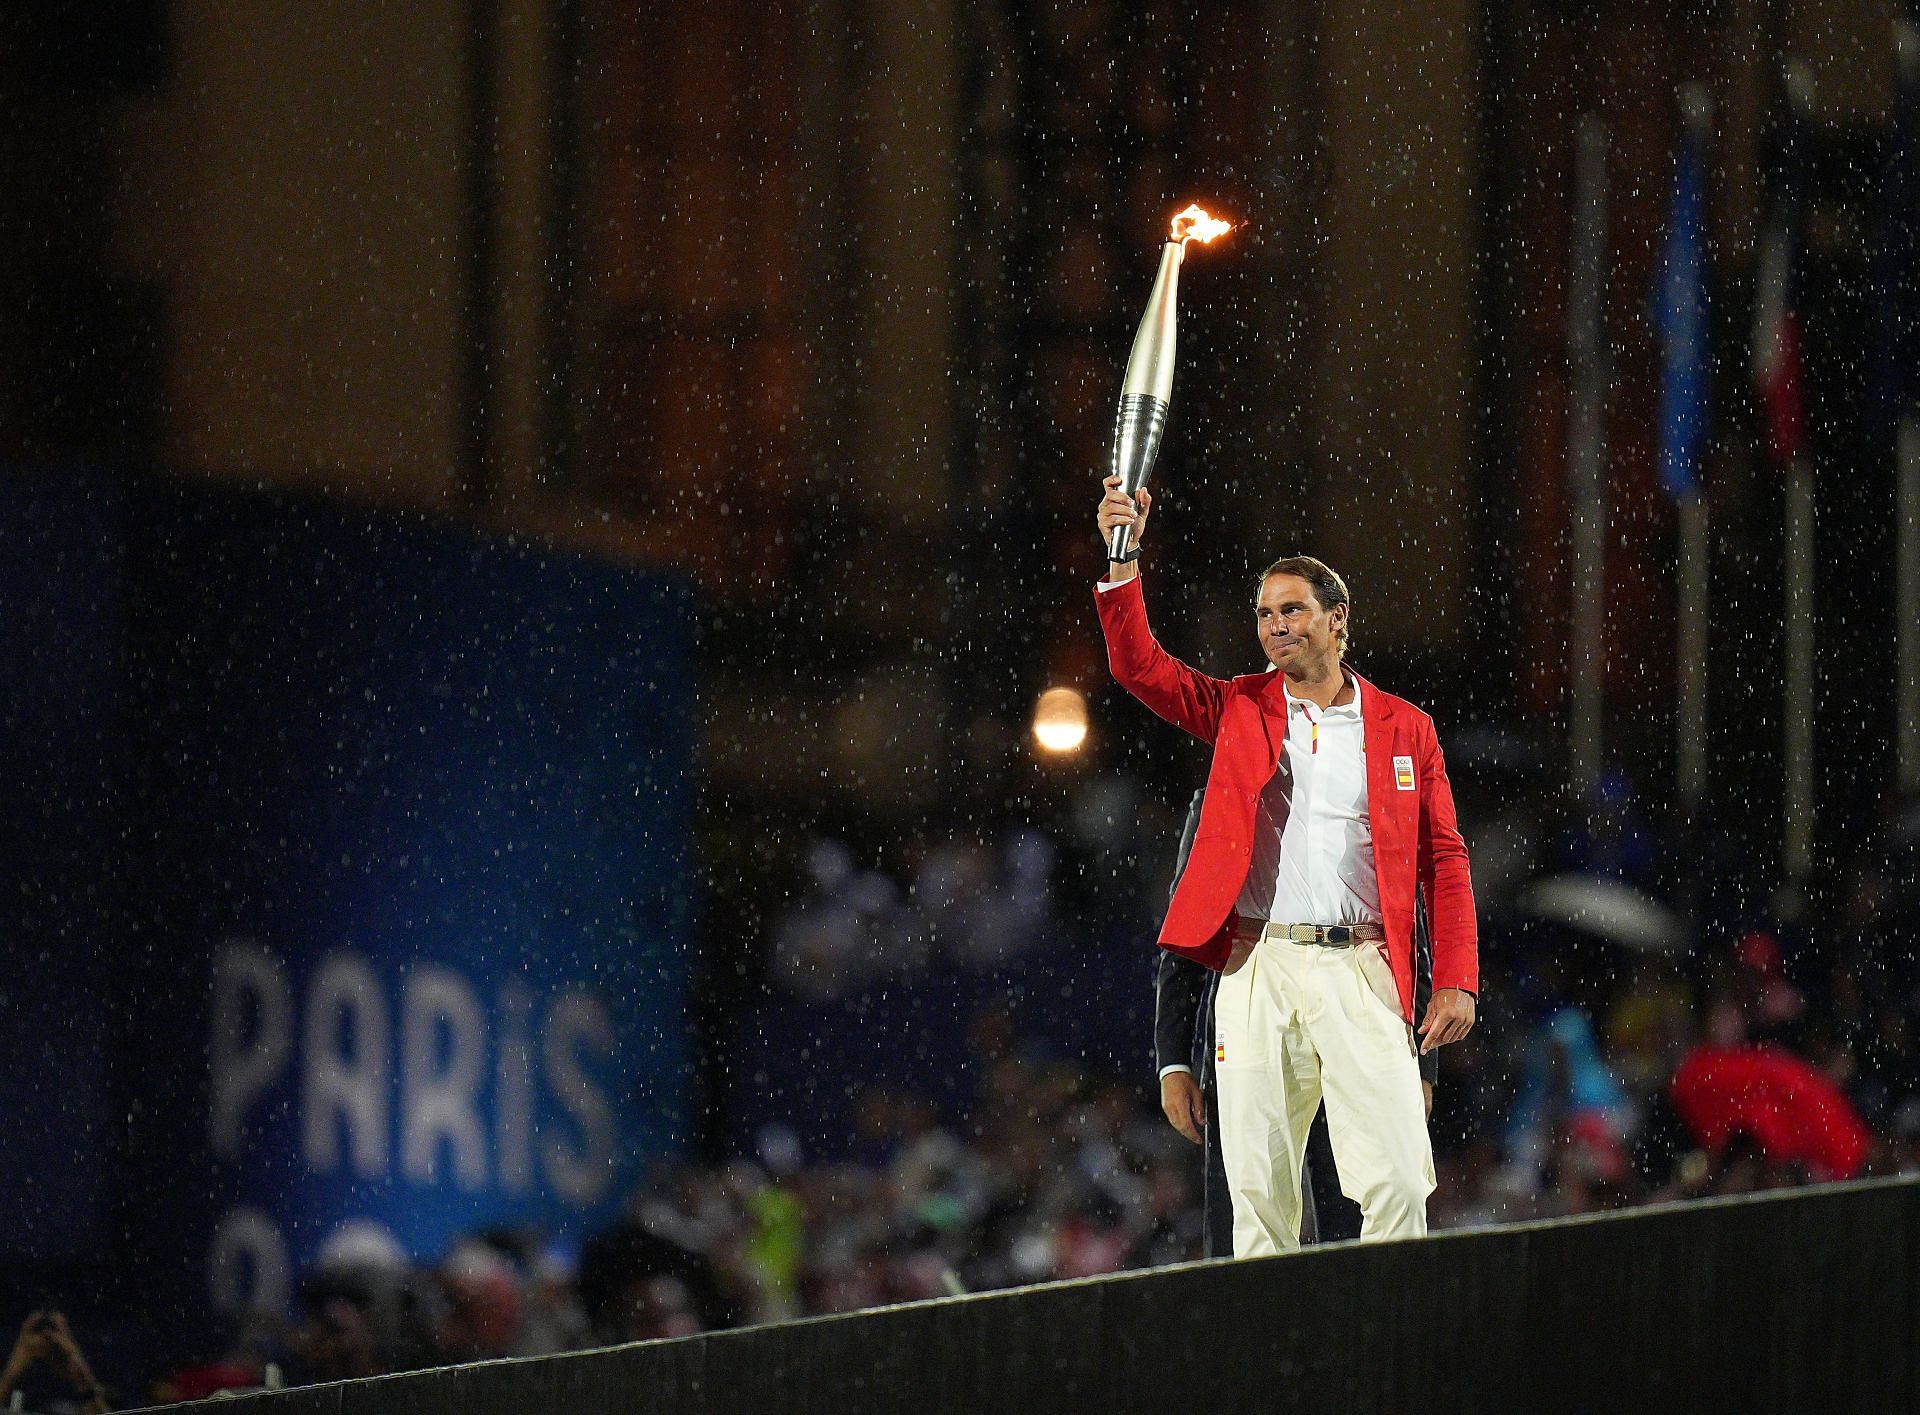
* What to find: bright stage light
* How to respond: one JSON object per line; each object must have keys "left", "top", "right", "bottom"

{"left": 1032, "top": 687, "right": 1089, "bottom": 754}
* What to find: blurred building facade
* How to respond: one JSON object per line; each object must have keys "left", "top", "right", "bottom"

{"left": 0, "top": 0, "right": 1906, "bottom": 846}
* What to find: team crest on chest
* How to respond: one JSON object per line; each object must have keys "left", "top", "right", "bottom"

{"left": 1393, "top": 755, "right": 1416, "bottom": 790}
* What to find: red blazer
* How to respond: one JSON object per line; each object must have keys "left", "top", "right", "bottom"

{"left": 1096, "top": 575, "right": 1478, "bottom": 1018}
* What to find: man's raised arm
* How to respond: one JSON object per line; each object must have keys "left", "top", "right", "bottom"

{"left": 1093, "top": 474, "right": 1229, "bottom": 740}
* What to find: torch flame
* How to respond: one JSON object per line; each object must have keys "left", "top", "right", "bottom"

{"left": 1170, "top": 203, "right": 1232, "bottom": 245}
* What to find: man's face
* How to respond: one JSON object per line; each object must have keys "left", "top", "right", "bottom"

{"left": 1255, "top": 573, "right": 1345, "bottom": 676}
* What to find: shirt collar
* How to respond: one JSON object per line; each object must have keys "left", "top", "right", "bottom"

{"left": 1282, "top": 668, "right": 1361, "bottom": 719}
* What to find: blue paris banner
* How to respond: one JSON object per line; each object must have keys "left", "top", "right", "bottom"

{"left": 1, "top": 470, "right": 694, "bottom": 1333}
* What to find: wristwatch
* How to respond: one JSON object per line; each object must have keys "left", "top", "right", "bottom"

{"left": 1107, "top": 544, "right": 1142, "bottom": 564}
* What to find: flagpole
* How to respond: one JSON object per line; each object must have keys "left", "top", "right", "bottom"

{"left": 1674, "top": 86, "right": 1713, "bottom": 831}
{"left": 1784, "top": 451, "right": 1816, "bottom": 881}
{"left": 1677, "top": 491, "right": 1710, "bottom": 819}
{"left": 1899, "top": 21, "right": 1920, "bottom": 797}
{"left": 1764, "top": 59, "right": 1816, "bottom": 891}
{"left": 1782, "top": 61, "right": 1815, "bottom": 887}
{"left": 1900, "top": 413, "right": 1920, "bottom": 794}
{"left": 1567, "top": 114, "right": 1610, "bottom": 801}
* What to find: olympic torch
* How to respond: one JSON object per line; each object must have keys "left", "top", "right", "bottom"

{"left": 1105, "top": 203, "right": 1233, "bottom": 562}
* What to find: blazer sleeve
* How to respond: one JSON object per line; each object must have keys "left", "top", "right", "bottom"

{"left": 1094, "top": 576, "right": 1230, "bottom": 743}
{"left": 1415, "top": 714, "right": 1479, "bottom": 999}
{"left": 1153, "top": 788, "right": 1211, "bottom": 1075}
{"left": 1414, "top": 883, "right": 1439, "bottom": 1086}
{"left": 1155, "top": 949, "right": 1210, "bottom": 1074}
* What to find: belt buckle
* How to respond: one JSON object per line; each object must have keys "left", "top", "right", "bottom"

{"left": 1323, "top": 925, "right": 1350, "bottom": 944}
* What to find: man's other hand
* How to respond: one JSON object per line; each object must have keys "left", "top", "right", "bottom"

{"left": 1160, "top": 1070, "right": 1205, "bottom": 1145}
{"left": 1417, "top": 987, "right": 1475, "bottom": 1054}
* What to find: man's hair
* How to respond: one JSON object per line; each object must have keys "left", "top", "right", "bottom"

{"left": 1255, "top": 555, "right": 1353, "bottom": 657}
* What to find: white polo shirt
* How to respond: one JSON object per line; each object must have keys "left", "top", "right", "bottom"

{"left": 1234, "top": 668, "right": 1381, "bottom": 927}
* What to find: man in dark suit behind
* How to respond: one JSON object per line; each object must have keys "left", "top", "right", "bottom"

{"left": 1155, "top": 789, "right": 1438, "bottom": 1255}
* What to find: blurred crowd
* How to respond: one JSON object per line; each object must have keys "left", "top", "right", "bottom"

{"left": 1427, "top": 771, "right": 1920, "bottom": 1224}
{"left": 13, "top": 773, "right": 1920, "bottom": 1409}
{"left": 766, "top": 829, "right": 1062, "bottom": 1000}
{"left": 30, "top": 1059, "right": 1206, "bottom": 1407}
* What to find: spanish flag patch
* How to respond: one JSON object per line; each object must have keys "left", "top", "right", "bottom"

{"left": 1216, "top": 1042, "right": 1226, "bottom": 1062}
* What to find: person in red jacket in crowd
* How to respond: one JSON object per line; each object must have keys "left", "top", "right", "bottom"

{"left": 1669, "top": 992, "right": 1871, "bottom": 1183}
{"left": 1095, "top": 475, "right": 1480, "bottom": 1255}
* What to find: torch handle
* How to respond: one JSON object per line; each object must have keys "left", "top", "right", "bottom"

{"left": 1106, "top": 393, "right": 1169, "bottom": 560}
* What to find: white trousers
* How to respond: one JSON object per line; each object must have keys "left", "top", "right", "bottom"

{"left": 1214, "top": 930, "right": 1435, "bottom": 1257}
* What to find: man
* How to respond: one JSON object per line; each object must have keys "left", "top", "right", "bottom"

{"left": 1152, "top": 790, "right": 1234, "bottom": 1256}
{"left": 1098, "top": 474, "right": 1477, "bottom": 1256}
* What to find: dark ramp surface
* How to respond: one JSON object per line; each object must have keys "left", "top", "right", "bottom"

{"left": 149, "top": 1177, "right": 1920, "bottom": 1415}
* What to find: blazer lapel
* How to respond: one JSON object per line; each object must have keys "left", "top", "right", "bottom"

{"left": 1355, "top": 668, "right": 1399, "bottom": 832}
{"left": 1257, "top": 666, "right": 1290, "bottom": 770}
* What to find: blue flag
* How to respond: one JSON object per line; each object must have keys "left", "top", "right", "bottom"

{"left": 1653, "top": 99, "right": 1711, "bottom": 501}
